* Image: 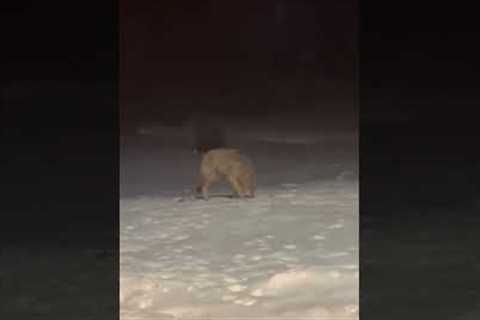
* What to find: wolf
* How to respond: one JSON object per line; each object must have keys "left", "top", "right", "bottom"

{"left": 195, "top": 148, "right": 256, "bottom": 200}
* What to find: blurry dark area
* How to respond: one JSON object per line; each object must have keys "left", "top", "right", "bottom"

{"left": 1, "top": 0, "right": 117, "bottom": 317}
{"left": 360, "top": 1, "right": 480, "bottom": 319}
{"left": 360, "top": 2, "right": 479, "bottom": 213}
{"left": 120, "top": 0, "right": 357, "bottom": 134}
{"left": 192, "top": 114, "right": 227, "bottom": 153}
{"left": 1, "top": 0, "right": 117, "bottom": 239}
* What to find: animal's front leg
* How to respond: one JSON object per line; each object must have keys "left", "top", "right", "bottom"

{"left": 201, "top": 181, "right": 212, "bottom": 200}
{"left": 195, "top": 175, "right": 212, "bottom": 200}
{"left": 195, "top": 175, "right": 205, "bottom": 197}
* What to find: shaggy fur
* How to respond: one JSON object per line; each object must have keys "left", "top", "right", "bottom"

{"left": 195, "top": 148, "right": 256, "bottom": 200}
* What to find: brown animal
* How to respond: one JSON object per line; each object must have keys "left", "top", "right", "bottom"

{"left": 195, "top": 148, "right": 256, "bottom": 200}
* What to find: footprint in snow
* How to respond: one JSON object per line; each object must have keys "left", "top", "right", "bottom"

{"left": 327, "top": 223, "right": 344, "bottom": 229}
{"left": 228, "top": 284, "right": 247, "bottom": 292}
{"left": 172, "top": 235, "right": 190, "bottom": 241}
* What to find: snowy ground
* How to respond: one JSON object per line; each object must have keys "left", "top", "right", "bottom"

{"left": 120, "top": 120, "right": 358, "bottom": 319}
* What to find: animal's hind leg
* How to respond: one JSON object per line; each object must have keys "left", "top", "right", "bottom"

{"left": 237, "top": 175, "right": 255, "bottom": 198}
{"left": 243, "top": 186, "right": 254, "bottom": 198}
{"left": 243, "top": 183, "right": 255, "bottom": 198}
{"left": 238, "top": 178, "right": 253, "bottom": 198}
{"left": 227, "top": 176, "right": 245, "bottom": 198}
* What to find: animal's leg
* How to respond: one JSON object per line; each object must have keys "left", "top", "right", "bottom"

{"left": 245, "top": 179, "right": 255, "bottom": 198}
{"left": 227, "top": 176, "right": 245, "bottom": 198}
{"left": 237, "top": 174, "right": 255, "bottom": 198}
{"left": 201, "top": 179, "right": 214, "bottom": 200}
{"left": 195, "top": 175, "right": 205, "bottom": 195}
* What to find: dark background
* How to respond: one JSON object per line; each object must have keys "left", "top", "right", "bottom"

{"left": 1, "top": 0, "right": 479, "bottom": 319}
{"left": 119, "top": 0, "right": 357, "bottom": 132}
{"left": 1, "top": 0, "right": 118, "bottom": 317}
{"left": 1, "top": 0, "right": 117, "bottom": 235}
{"left": 360, "top": 1, "right": 480, "bottom": 319}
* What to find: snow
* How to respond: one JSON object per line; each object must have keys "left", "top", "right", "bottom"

{"left": 120, "top": 121, "right": 358, "bottom": 319}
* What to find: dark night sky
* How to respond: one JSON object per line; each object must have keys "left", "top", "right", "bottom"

{"left": 119, "top": 0, "right": 357, "bottom": 126}
{"left": 2, "top": 1, "right": 114, "bottom": 57}
{"left": 2, "top": 0, "right": 358, "bottom": 133}
{"left": 2, "top": 0, "right": 355, "bottom": 75}
{"left": 120, "top": 0, "right": 355, "bottom": 58}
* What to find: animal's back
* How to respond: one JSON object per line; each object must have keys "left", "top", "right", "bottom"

{"left": 203, "top": 148, "right": 253, "bottom": 174}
